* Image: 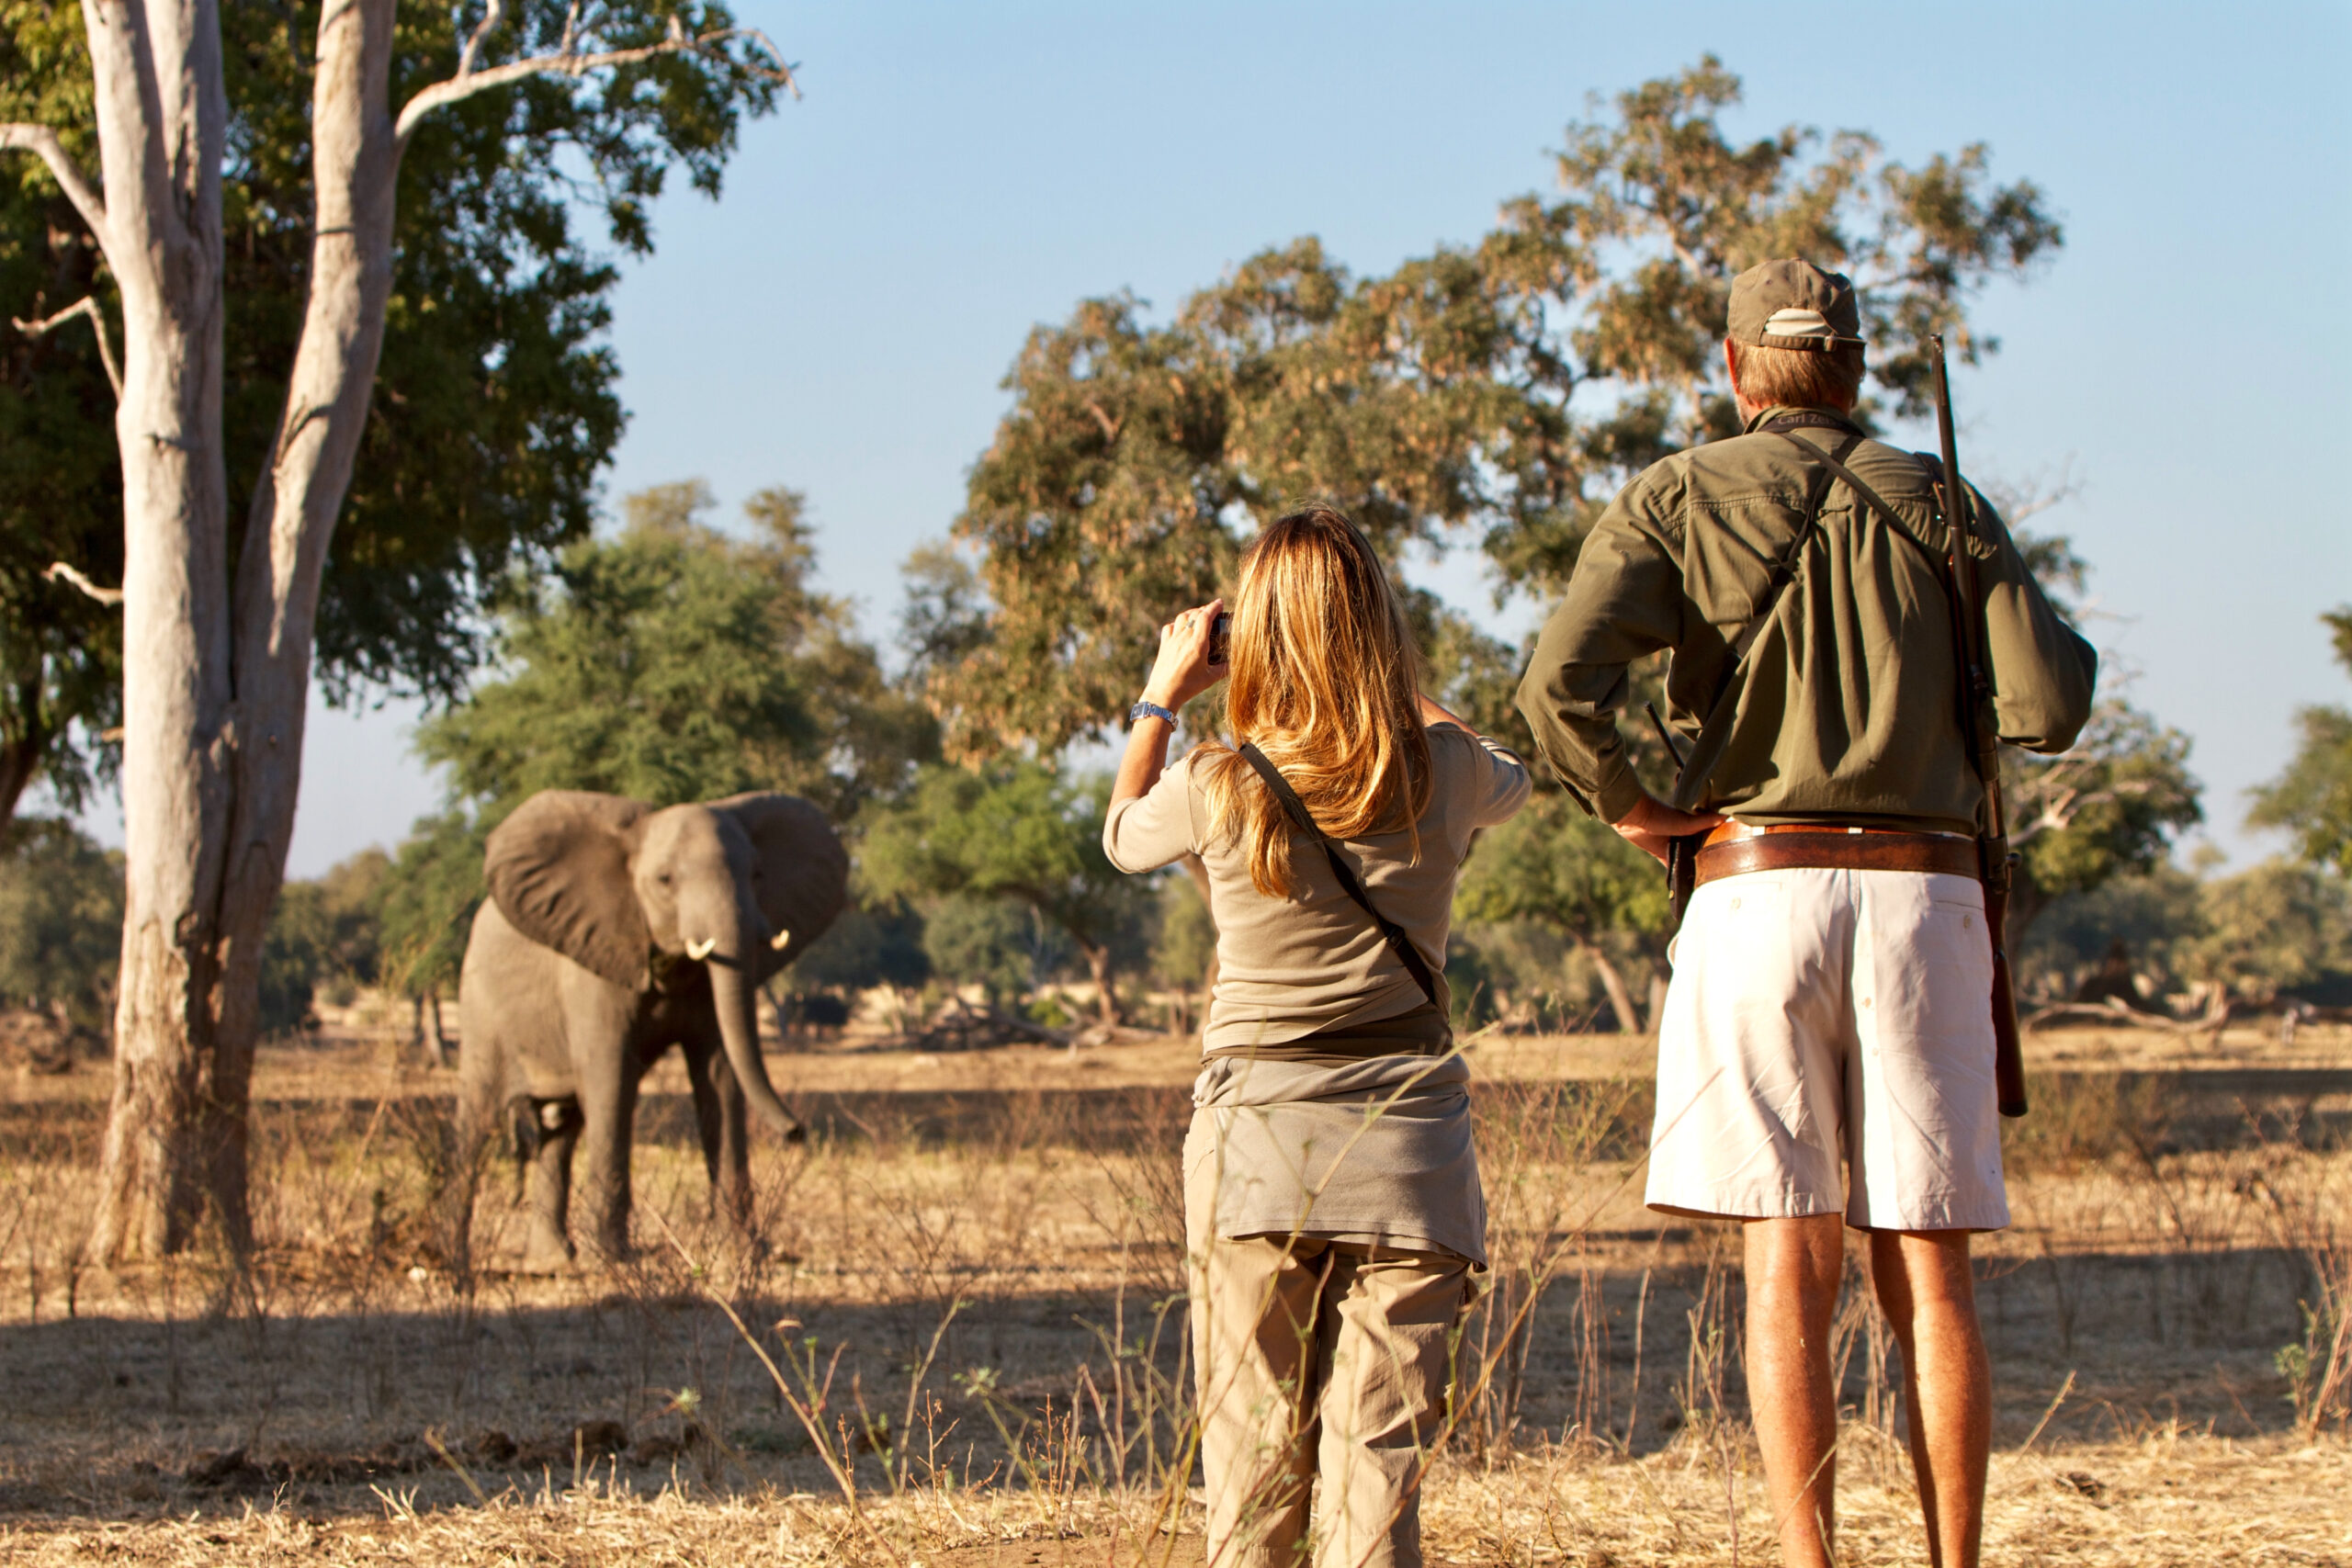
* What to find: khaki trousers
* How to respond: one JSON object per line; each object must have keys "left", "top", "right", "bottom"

{"left": 1186, "top": 1149, "right": 1472, "bottom": 1568}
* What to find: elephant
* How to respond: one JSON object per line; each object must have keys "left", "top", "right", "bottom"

{"left": 458, "top": 787, "right": 848, "bottom": 1269}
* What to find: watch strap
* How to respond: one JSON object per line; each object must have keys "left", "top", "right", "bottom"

{"left": 1128, "top": 700, "right": 1180, "bottom": 728}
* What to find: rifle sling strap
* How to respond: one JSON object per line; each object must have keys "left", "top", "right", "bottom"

{"left": 1235, "top": 742, "right": 1441, "bottom": 1009}
{"left": 1663, "top": 424, "right": 1858, "bottom": 807}
{"left": 1766, "top": 430, "right": 1999, "bottom": 810}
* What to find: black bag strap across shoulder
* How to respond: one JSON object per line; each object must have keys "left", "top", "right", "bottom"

{"left": 1234, "top": 742, "right": 1441, "bottom": 1008}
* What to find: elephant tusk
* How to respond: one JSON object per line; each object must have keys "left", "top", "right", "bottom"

{"left": 769, "top": 928, "right": 792, "bottom": 953}
{"left": 685, "top": 936, "right": 717, "bottom": 961}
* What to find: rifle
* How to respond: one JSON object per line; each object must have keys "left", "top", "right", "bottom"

{"left": 1928, "top": 334, "right": 2030, "bottom": 1119}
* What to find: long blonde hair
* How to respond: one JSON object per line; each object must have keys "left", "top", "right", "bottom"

{"left": 1197, "top": 505, "right": 1431, "bottom": 898}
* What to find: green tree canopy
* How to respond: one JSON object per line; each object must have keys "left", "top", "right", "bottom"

{"left": 374, "top": 808, "right": 489, "bottom": 1004}
{"left": 418, "top": 482, "right": 935, "bottom": 822}
{"left": 859, "top": 761, "right": 1149, "bottom": 1025}
{"left": 0, "top": 817, "right": 120, "bottom": 1027}
{"left": 920, "top": 895, "right": 1065, "bottom": 1010}
{"left": 787, "top": 901, "right": 930, "bottom": 998}
{"left": 2004, "top": 698, "right": 2202, "bottom": 935}
{"left": 256, "top": 849, "right": 390, "bottom": 1034}
{"left": 1152, "top": 874, "right": 1216, "bottom": 991}
{"left": 0, "top": 0, "right": 125, "bottom": 822}
{"left": 927, "top": 56, "right": 2059, "bottom": 760}
{"left": 2249, "top": 607, "right": 2352, "bottom": 877}
{"left": 1454, "top": 788, "right": 1670, "bottom": 1032}
{"left": 2182, "top": 859, "right": 2352, "bottom": 1004}
{"left": 0, "top": 0, "right": 781, "bottom": 820}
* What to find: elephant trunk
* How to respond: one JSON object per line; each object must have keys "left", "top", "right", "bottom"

{"left": 705, "top": 931, "right": 806, "bottom": 1143}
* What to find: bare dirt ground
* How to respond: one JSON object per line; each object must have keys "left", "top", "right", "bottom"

{"left": 0, "top": 1019, "right": 2345, "bottom": 1564}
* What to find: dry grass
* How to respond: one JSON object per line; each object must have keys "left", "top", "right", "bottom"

{"left": 0, "top": 1432, "right": 2346, "bottom": 1566}
{"left": 0, "top": 1021, "right": 2345, "bottom": 1564}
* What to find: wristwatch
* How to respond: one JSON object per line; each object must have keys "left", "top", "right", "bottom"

{"left": 1128, "top": 700, "right": 1180, "bottom": 728}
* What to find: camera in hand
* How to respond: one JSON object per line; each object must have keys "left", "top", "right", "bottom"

{"left": 1210, "top": 612, "right": 1231, "bottom": 666}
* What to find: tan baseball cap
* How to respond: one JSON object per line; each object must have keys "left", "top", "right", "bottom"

{"left": 1726, "top": 258, "right": 1864, "bottom": 352}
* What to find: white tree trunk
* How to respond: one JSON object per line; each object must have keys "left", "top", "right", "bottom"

{"left": 82, "top": 0, "right": 236, "bottom": 1262}
{"left": 205, "top": 0, "right": 401, "bottom": 1223}
{"left": 1582, "top": 942, "right": 1645, "bottom": 1036}
{"left": 89, "top": 0, "right": 397, "bottom": 1260}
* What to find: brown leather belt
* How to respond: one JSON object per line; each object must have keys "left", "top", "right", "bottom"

{"left": 1693, "top": 823, "right": 1979, "bottom": 888}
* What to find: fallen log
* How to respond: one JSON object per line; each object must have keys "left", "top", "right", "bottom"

{"left": 2021, "top": 995, "right": 2232, "bottom": 1036}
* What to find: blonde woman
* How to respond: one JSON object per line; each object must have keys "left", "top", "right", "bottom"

{"left": 1103, "top": 505, "right": 1530, "bottom": 1568}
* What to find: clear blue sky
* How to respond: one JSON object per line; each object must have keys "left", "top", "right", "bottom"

{"left": 222, "top": 1, "right": 2348, "bottom": 876}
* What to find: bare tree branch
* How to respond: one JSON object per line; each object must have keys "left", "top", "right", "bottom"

{"left": 43, "top": 561, "right": 124, "bottom": 607}
{"left": 2003, "top": 746, "right": 2165, "bottom": 851}
{"left": 0, "top": 125, "right": 110, "bottom": 253}
{"left": 456, "top": 0, "right": 507, "bottom": 80}
{"left": 12, "top": 297, "right": 124, "bottom": 399}
{"left": 1979, "top": 457, "right": 2083, "bottom": 526}
{"left": 394, "top": 19, "right": 797, "bottom": 145}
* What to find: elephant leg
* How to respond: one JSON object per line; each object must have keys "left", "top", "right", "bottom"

{"left": 521, "top": 1097, "right": 582, "bottom": 1273}
{"left": 684, "top": 1042, "right": 754, "bottom": 1232}
{"left": 573, "top": 1070, "right": 639, "bottom": 1265}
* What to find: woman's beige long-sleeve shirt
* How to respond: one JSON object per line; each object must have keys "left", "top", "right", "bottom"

{"left": 1102, "top": 725, "right": 1530, "bottom": 1052}
{"left": 1105, "top": 724, "right": 1528, "bottom": 1262}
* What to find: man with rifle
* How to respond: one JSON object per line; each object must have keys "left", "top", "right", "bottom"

{"left": 1515, "top": 258, "right": 2096, "bottom": 1568}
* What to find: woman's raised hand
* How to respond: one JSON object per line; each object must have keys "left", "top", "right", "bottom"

{"left": 1142, "top": 599, "right": 1227, "bottom": 711}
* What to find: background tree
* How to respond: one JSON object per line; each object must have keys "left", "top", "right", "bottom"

{"left": 785, "top": 900, "right": 929, "bottom": 1016}
{"left": 256, "top": 847, "right": 388, "bottom": 1035}
{"left": 421, "top": 481, "right": 933, "bottom": 825}
{"left": 2003, "top": 699, "right": 2202, "bottom": 937}
{"left": 2181, "top": 859, "right": 2352, "bottom": 1007}
{"left": 1151, "top": 874, "right": 1216, "bottom": 1031}
{"left": 0, "top": 818, "right": 122, "bottom": 1031}
{"left": 2016, "top": 863, "right": 2202, "bottom": 1003}
{"left": 2, "top": 0, "right": 791, "bottom": 1259}
{"left": 1455, "top": 789, "right": 1670, "bottom": 1032}
{"left": 919, "top": 895, "right": 1068, "bottom": 1014}
{"left": 0, "top": 0, "right": 121, "bottom": 823}
{"left": 371, "top": 809, "right": 484, "bottom": 1061}
{"left": 927, "top": 57, "right": 2060, "bottom": 761}
{"left": 860, "top": 762, "right": 1150, "bottom": 1026}
{"left": 2249, "top": 606, "right": 2352, "bottom": 878}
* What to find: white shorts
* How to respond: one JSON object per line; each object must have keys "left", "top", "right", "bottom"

{"left": 1645, "top": 867, "right": 2009, "bottom": 1233}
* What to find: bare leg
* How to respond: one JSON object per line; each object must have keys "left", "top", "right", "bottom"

{"left": 1870, "top": 1230, "right": 1990, "bottom": 1568}
{"left": 1744, "top": 1214, "right": 1845, "bottom": 1568}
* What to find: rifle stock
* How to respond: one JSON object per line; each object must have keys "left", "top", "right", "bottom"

{"left": 1644, "top": 701, "right": 1702, "bottom": 924}
{"left": 1984, "top": 858, "right": 2029, "bottom": 1116}
{"left": 1930, "top": 335, "right": 2029, "bottom": 1118}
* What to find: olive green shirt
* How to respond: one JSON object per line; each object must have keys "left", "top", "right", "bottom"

{"left": 1515, "top": 406, "right": 2098, "bottom": 835}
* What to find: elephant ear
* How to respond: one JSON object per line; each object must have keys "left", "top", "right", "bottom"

{"left": 714, "top": 792, "right": 849, "bottom": 985}
{"left": 484, "top": 791, "right": 653, "bottom": 988}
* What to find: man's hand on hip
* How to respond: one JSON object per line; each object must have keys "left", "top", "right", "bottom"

{"left": 1613, "top": 792, "right": 1724, "bottom": 865}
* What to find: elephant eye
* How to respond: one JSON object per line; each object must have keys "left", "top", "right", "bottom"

{"left": 655, "top": 872, "right": 673, "bottom": 886}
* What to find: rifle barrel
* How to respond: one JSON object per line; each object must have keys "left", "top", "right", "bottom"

{"left": 1932, "top": 336, "right": 2006, "bottom": 842}
{"left": 1932, "top": 333, "right": 2029, "bottom": 1118}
